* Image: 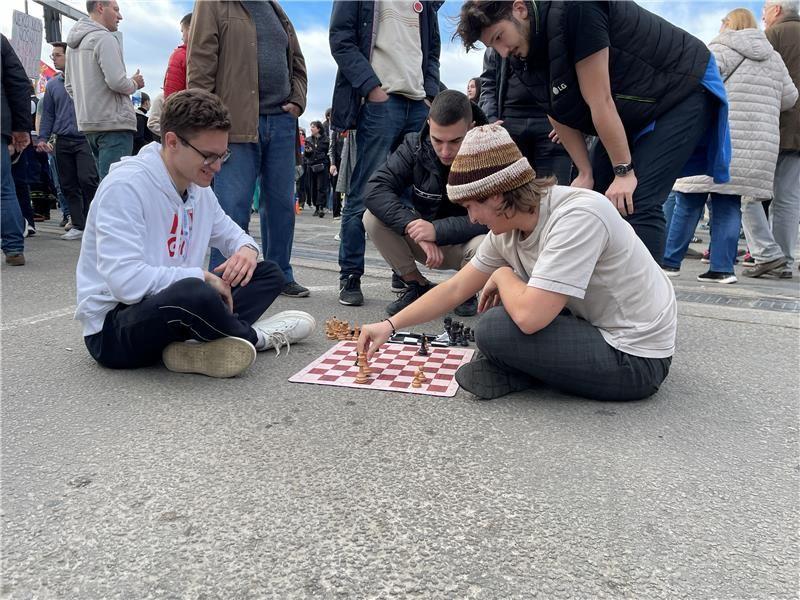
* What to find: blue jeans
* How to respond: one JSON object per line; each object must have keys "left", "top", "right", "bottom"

{"left": 663, "top": 191, "right": 676, "bottom": 231}
{"left": 663, "top": 192, "right": 741, "bottom": 272}
{"left": 338, "top": 95, "right": 429, "bottom": 278}
{"left": 84, "top": 131, "right": 134, "bottom": 179}
{"left": 210, "top": 112, "right": 297, "bottom": 282}
{"left": 1, "top": 142, "right": 25, "bottom": 255}
{"left": 48, "top": 153, "right": 69, "bottom": 218}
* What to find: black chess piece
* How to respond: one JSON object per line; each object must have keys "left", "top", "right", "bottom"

{"left": 418, "top": 336, "right": 429, "bottom": 356}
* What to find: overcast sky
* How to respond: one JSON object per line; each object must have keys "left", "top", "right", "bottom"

{"left": 2, "top": 0, "right": 765, "bottom": 128}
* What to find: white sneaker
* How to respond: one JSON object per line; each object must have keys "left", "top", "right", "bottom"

{"left": 162, "top": 336, "right": 256, "bottom": 378}
{"left": 252, "top": 310, "right": 316, "bottom": 355}
{"left": 23, "top": 224, "right": 35, "bottom": 238}
{"left": 64, "top": 217, "right": 73, "bottom": 231}
{"left": 60, "top": 228, "right": 83, "bottom": 241}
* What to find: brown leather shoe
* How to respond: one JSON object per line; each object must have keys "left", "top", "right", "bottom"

{"left": 5, "top": 253, "right": 25, "bottom": 266}
{"left": 742, "top": 257, "right": 788, "bottom": 278}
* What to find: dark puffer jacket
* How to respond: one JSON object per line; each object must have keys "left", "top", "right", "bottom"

{"left": 523, "top": 1, "right": 710, "bottom": 136}
{"left": 364, "top": 103, "right": 489, "bottom": 246}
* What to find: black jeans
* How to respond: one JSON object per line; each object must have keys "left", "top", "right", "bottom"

{"left": 503, "top": 115, "right": 573, "bottom": 185}
{"left": 55, "top": 136, "right": 99, "bottom": 231}
{"left": 591, "top": 87, "right": 714, "bottom": 263}
{"left": 85, "top": 261, "right": 285, "bottom": 369}
{"left": 475, "top": 307, "right": 671, "bottom": 401}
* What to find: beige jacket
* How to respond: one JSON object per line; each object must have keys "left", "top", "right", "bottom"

{"left": 674, "top": 28, "right": 798, "bottom": 198}
{"left": 186, "top": 1, "right": 307, "bottom": 144}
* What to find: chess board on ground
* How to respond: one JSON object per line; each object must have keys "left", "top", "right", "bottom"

{"left": 289, "top": 340, "right": 475, "bottom": 397}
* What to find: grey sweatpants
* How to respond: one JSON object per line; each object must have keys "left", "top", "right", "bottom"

{"left": 741, "top": 151, "right": 800, "bottom": 268}
{"left": 475, "top": 307, "right": 672, "bottom": 401}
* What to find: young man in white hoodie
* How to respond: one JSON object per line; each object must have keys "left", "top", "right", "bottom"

{"left": 75, "top": 89, "right": 316, "bottom": 378}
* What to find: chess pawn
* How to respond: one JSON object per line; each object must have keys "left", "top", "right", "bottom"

{"left": 411, "top": 375, "right": 422, "bottom": 388}
{"left": 355, "top": 364, "right": 369, "bottom": 384}
{"left": 417, "top": 367, "right": 428, "bottom": 383}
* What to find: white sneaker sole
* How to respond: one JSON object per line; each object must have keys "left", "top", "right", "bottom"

{"left": 162, "top": 337, "right": 256, "bottom": 378}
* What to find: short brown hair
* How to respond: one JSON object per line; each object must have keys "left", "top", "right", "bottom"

{"left": 51, "top": 41, "right": 67, "bottom": 52}
{"left": 86, "top": 1, "right": 109, "bottom": 14}
{"left": 180, "top": 12, "right": 192, "bottom": 28}
{"left": 429, "top": 89, "right": 472, "bottom": 127}
{"left": 160, "top": 89, "right": 231, "bottom": 139}
{"left": 454, "top": 1, "right": 515, "bottom": 51}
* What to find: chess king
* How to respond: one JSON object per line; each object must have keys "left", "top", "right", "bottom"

{"left": 357, "top": 124, "right": 677, "bottom": 401}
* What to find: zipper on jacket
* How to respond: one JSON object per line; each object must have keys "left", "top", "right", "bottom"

{"left": 615, "top": 94, "right": 657, "bottom": 103}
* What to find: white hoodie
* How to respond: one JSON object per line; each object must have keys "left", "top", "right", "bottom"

{"left": 75, "top": 143, "right": 259, "bottom": 336}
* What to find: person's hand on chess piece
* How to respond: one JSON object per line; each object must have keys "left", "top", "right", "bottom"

{"left": 358, "top": 320, "right": 394, "bottom": 360}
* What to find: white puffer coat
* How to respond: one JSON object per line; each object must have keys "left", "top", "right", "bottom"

{"left": 673, "top": 28, "right": 798, "bottom": 198}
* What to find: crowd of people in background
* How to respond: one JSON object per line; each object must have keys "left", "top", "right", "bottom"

{"left": 0, "top": 0, "right": 798, "bottom": 394}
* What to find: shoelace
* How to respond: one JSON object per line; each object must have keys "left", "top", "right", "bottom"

{"left": 267, "top": 331, "right": 291, "bottom": 357}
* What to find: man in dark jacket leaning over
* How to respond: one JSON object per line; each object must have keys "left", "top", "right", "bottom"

{"left": 364, "top": 90, "right": 489, "bottom": 317}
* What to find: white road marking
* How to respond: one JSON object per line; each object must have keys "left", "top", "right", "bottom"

{"left": 1, "top": 306, "right": 77, "bottom": 331}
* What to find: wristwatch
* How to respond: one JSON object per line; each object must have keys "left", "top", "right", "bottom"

{"left": 613, "top": 161, "right": 635, "bottom": 177}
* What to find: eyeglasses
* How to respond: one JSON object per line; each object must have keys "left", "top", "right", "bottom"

{"left": 176, "top": 134, "right": 231, "bottom": 166}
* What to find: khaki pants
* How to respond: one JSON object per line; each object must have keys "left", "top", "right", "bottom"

{"left": 363, "top": 209, "right": 485, "bottom": 276}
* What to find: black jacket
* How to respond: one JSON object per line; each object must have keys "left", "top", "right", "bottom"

{"left": 480, "top": 48, "right": 549, "bottom": 122}
{"left": 328, "top": 0, "right": 442, "bottom": 131}
{"left": 304, "top": 133, "right": 330, "bottom": 170}
{"left": 328, "top": 129, "right": 344, "bottom": 167}
{"left": 523, "top": 1, "right": 710, "bottom": 136}
{"left": 364, "top": 104, "right": 489, "bottom": 246}
{"left": 1, "top": 35, "right": 32, "bottom": 142}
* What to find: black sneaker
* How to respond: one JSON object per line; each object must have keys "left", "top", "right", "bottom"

{"left": 391, "top": 272, "right": 409, "bottom": 293}
{"left": 697, "top": 270, "right": 737, "bottom": 284}
{"left": 454, "top": 294, "right": 478, "bottom": 317}
{"left": 455, "top": 357, "right": 533, "bottom": 400}
{"left": 339, "top": 275, "right": 363, "bottom": 306}
{"left": 281, "top": 281, "right": 310, "bottom": 298}
{"left": 662, "top": 266, "right": 680, "bottom": 278}
{"left": 386, "top": 281, "right": 432, "bottom": 316}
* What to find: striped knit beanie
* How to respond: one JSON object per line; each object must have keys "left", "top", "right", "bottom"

{"left": 447, "top": 124, "right": 534, "bottom": 203}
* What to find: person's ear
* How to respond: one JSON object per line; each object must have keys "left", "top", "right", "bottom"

{"left": 512, "top": 0, "right": 529, "bottom": 21}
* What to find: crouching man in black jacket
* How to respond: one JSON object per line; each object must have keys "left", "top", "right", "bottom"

{"left": 364, "top": 90, "right": 489, "bottom": 317}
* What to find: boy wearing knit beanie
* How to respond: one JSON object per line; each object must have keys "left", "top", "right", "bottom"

{"left": 357, "top": 125, "right": 677, "bottom": 401}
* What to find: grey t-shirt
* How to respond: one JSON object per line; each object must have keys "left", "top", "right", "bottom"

{"left": 244, "top": 1, "right": 290, "bottom": 115}
{"left": 471, "top": 186, "right": 677, "bottom": 358}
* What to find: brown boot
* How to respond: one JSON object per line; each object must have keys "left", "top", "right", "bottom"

{"left": 5, "top": 253, "right": 25, "bottom": 266}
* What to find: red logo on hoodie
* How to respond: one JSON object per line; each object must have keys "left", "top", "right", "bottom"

{"left": 166, "top": 209, "right": 193, "bottom": 257}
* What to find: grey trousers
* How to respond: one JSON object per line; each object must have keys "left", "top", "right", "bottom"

{"left": 475, "top": 307, "right": 672, "bottom": 401}
{"left": 742, "top": 151, "right": 800, "bottom": 268}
